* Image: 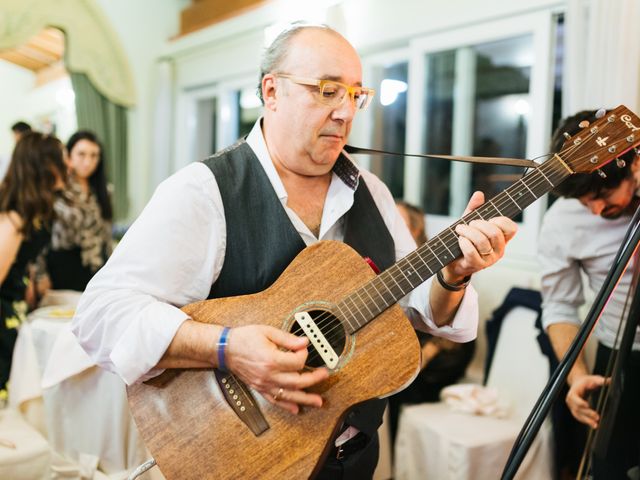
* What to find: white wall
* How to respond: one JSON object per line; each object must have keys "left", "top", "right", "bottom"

{"left": 21, "top": 76, "right": 77, "bottom": 142}
{"left": 0, "top": 60, "right": 34, "bottom": 156}
{"left": 0, "top": 60, "right": 76, "bottom": 154}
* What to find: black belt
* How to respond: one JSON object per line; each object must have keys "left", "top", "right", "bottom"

{"left": 332, "top": 432, "right": 369, "bottom": 460}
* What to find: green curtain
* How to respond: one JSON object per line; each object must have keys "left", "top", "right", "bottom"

{"left": 71, "top": 72, "right": 129, "bottom": 221}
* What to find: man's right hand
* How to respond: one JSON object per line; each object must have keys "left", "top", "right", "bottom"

{"left": 225, "top": 325, "right": 329, "bottom": 415}
{"left": 566, "top": 373, "right": 606, "bottom": 429}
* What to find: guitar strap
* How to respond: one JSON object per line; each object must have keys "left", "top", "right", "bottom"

{"left": 344, "top": 144, "right": 538, "bottom": 168}
{"left": 204, "top": 140, "right": 395, "bottom": 437}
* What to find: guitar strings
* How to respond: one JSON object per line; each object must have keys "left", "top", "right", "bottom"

{"left": 304, "top": 124, "right": 635, "bottom": 364}
{"left": 301, "top": 160, "right": 566, "bottom": 363}
{"left": 300, "top": 114, "right": 638, "bottom": 365}
{"left": 308, "top": 134, "right": 596, "bottom": 336}
{"left": 303, "top": 154, "right": 588, "bottom": 364}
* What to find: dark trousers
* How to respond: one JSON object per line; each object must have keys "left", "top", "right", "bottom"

{"left": 315, "top": 432, "right": 380, "bottom": 480}
{"left": 590, "top": 343, "right": 640, "bottom": 480}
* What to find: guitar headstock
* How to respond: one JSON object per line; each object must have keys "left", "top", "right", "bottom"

{"left": 559, "top": 105, "right": 640, "bottom": 174}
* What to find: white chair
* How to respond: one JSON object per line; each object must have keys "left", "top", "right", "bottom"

{"left": 394, "top": 305, "right": 554, "bottom": 480}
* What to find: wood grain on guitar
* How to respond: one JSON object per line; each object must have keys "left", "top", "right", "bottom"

{"left": 127, "top": 105, "right": 640, "bottom": 479}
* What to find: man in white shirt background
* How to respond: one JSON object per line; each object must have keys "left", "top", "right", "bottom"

{"left": 540, "top": 109, "right": 640, "bottom": 479}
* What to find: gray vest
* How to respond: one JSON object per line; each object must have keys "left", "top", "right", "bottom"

{"left": 204, "top": 140, "right": 395, "bottom": 437}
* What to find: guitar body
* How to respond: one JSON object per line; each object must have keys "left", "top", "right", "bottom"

{"left": 127, "top": 241, "right": 421, "bottom": 479}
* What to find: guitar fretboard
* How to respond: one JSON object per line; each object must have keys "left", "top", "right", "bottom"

{"left": 336, "top": 154, "right": 571, "bottom": 334}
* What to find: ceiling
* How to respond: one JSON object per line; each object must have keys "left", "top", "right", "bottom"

{"left": 0, "top": 28, "right": 65, "bottom": 72}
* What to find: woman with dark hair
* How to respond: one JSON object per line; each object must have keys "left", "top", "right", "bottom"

{"left": 43, "top": 130, "right": 114, "bottom": 291}
{"left": 0, "top": 132, "right": 66, "bottom": 397}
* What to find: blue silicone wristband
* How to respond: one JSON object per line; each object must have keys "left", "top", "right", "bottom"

{"left": 217, "top": 327, "right": 230, "bottom": 372}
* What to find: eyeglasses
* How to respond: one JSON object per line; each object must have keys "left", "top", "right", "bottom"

{"left": 276, "top": 74, "right": 375, "bottom": 110}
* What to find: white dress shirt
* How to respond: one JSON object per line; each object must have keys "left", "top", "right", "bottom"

{"left": 72, "top": 120, "right": 479, "bottom": 385}
{"left": 539, "top": 197, "right": 640, "bottom": 350}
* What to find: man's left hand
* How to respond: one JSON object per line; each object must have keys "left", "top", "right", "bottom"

{"left": 444, "top": 191, "right": 517, "bottom": 281}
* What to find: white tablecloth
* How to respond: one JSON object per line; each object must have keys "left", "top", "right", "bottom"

{"left": 395, "top": 403, "right": 552, "bottom": 479}
{"left": 0, "top": 409, "right": 50, "bottom": 480}
{"left": 394, "top": 305, "right": 554, "bottom": 480}
{"left": 8, "top": 303, "right": 153, "bottom": 478}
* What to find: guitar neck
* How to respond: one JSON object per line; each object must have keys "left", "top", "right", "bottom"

{"left": 338, "top": 154, "right": 572, "bottom": 334}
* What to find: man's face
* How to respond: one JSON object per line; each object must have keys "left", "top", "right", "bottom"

{"left": 262, "top": 29, "right": 364, "bottom": 176}
{"left": 578, "top": 177, "right": 639, "bottom": 219}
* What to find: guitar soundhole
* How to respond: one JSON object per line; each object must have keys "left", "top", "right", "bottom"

{"left": 291, "top": 309, "right": 346, "bottom": 368}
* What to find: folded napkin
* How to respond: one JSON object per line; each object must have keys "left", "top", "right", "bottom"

{"left": 440, "top": 383, "right": 510, "bottom": 418}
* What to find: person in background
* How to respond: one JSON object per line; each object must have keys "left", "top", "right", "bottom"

{"left": 539, "top": 109, "right": 640, "bottom": 479}
{"left": 11, "top": 121, "right": 32, "bottom": 143}
{"left": 0, "top": 121, "right": 32, "bottom": 181}
{"left": 39, "top": 130, "right": 113, "bottom": 292}
{"left": 388, "top": 200, "right": 476, "bottom": 443}
{"left": 0, "top": 132, "right": 66, "bottom": 401}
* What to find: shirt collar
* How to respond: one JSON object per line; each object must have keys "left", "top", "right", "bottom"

{"left": 245, "top": 118, "right": 361, "bottom": 193}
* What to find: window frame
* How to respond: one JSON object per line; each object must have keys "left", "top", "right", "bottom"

{"left": 175, "top": 75, "right": 259, "bottom": 170}
{"left": 402, "top": 10, "right": 558, "bottom": 258}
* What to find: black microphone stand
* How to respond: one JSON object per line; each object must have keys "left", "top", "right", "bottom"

{"left": 501, "top": 203, "right": 640, "bottom": 480}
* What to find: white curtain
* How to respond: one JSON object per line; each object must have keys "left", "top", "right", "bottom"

{"left": 564, "top": 0, "right": 640, "bottom": 115}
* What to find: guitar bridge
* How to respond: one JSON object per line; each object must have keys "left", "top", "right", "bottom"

{"left": 294, "top": 311, "right": 339, "bottom": 369}
{"left": 214, "top": 370, "right": 269, "bottom": 436}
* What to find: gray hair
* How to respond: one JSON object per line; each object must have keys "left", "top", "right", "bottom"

{"left": 256, "top": 22, "right": 336, "bottom": 104}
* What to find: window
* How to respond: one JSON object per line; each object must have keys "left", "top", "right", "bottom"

{"left": 383, "top": 11, "right": 560, "bottom": 256}
{"left": 195, "top": 96, "right": 217, "bottom": 159}
{"left": 367, "top": 61, "right": 409, "bottom": 199}
{"left": 421, "top": 35, "right": 533, "bottom": 218}
{"left": 237, "top": 86, "right": 262, "bottom": 138}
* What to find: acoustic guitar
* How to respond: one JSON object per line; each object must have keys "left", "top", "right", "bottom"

{"left": 128, "top": 105, "right": 640, "bottom": 479}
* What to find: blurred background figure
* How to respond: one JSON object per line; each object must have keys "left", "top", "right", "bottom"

{"left": 388, "top": 200, "right": 476, "bottom": 443}
{"left": 0, "top": 121, "right": 32, "bottom": 181}
{"left": 396, "top": 200, "right": 427, "bottom": 247}
{"left": 0, "top": 131, "right": 66, "bottom": 401}
{"left": 11, "top": 121, "right": 32, "bottom": 143}
{"left": 38, "top": 130, "right": 113, "bottom": 292}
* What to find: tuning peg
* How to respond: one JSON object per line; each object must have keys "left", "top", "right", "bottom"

{"left": 635, "top": 147, "right": 640, "bottom": 156}
{"left": 616, "top": 158, "right": 626, "bottom": 168}
{"left": 579, "top": 120, "right": 590, "bottom": 128}
{"left": 563, "top": 132, "right": 571, "bottom": 140}
{"left": 595, "top": 109, "right": 606, "bottom": 119}
{"left": 597, "top": 169, "right": 607, "bottom": 178}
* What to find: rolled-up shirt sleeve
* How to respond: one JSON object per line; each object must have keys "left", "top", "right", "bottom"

{"left": 539, "top": 207, "right": 584, "bottom": 330}
{"left": 71, "top": 163, "right": 226, "bottom": 385}
{"left": 403, "top": 280, "right": 478, "bottom": 342}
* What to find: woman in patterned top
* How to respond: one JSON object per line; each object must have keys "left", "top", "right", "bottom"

{"left": 44, "top": 130, "right": 113, "bottom": 291}
{"left": 0, "top": 132, "right": 66, "bottom": 399}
